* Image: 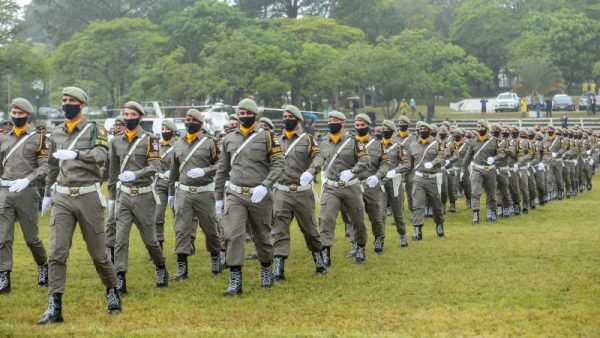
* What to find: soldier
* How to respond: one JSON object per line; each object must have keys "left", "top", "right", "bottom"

{"left": 533, "top": 131, "right": 547, "bottom": 206}
{"left": 0, "top": 98, "right": 49, "bottom": 294}
{"left": 405, "top": 122, "right": 446, "bottom": 240}
{"left": 154, "top": 119, "right": 178, "bottom": 252}
{"left": 512, "top": 127, "right": 531, "bottom": 214}
{"left": 452, "top": 128, "right": 471, "bottom": 209}
{"left": 438, "top": 126, "right": 457, "bottom": 213}
{"left": 461, "top": 120, "right": 505, "bottom": 223}
{"left": 108, "top": 101, "right": 168, "bottom": 294}
{"left": 316, "top": 111, "right": 369, "bottom": 265}
{"left": 105, "top": 116, "right": 125, "bottom": 263}
{"left": 495, "top": 124, "right": 513, "bottom": 218}
{"left": 543, "top": 126, "right": 566, "bottom": 200}
{"left": 526, "top": 129, "right": 540, "bottom": 209}
{"left": 581, "top": 132, "right": 594, "bottom": 190}
{"left": 395, "top": 116, "right": 416, "bottom": 218}
{"left": 563, "top": 130, "right": 578, "bottom": 197}
{"left": 215, "top": 98, "right": 286, "bottom": 296}
{"left": 169, "top": 109, "right": 222, "bottom": 280}
{"left": 259, "top": 117, "right": 275, "bottom": 131}
{"left": 38, "top": 87, "right": 120, "bottom": 324}
{"left": 380, "top": 120, "right": 410, "bottom": 247}
{"left": 272, "top": 105, "right": 326, "bottom": 279}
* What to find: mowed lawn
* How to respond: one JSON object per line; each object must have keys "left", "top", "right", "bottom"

{"left": 1, "top": 177, "right": 599, "bottom": 336}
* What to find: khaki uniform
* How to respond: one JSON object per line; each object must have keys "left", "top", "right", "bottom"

{"left": 169, "top": 134, "right": 221, "bottom": 257}
{"left": 105, "top": 138, "right": 117, "bottom": 248}
{"left": 396, "top": 133, "right": 416, "bottom": 215}
{"left": 155, "top": 139, "right": 175, "bottom": 245}
{"left": 526, "top": 138, "right": 540, "bottom": 206}
{"left": 273, "top": 130, "right": 323, "bottom": 257}
{"left": 0, "top": 126, "right": 48, "bottom": 272}
{"left": 108, "top": 128, "right": 165, "bottom": 273}
{"left": 456, "top": 139, "right": 472, "bottom": 205}
{"left": 514, "top": 138, "right": 531, "bottom": 209}
{"left": 440, "top": 139, "right": 457, "bottom": 209}
{"left": 381, "top": 139, "right": 410, "bottom": 236}
{"left": 45, "top": 118, "right": 115, "bottom": 294}
{"left": 495, "top": 138, "right": 513, "bottom": 211}
{"left": 215, "top": 126, "right": 286, "bottom": 267}
{"left": 506, "top": 139, "right": 522, "bottom": 208}
{"left": 543, "top": 135, "right": 566, "bottom": 197}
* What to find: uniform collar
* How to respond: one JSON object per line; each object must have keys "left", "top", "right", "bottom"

{"left": 356, "top": 134, "right": 370, "bottom": 143}
{"left": 11, "top": 124, "right": 32, "bottom": 137}
{"left": 383, "top": 137, "right": 393, "bottom": 145}
{"left": 186, "top": 131, "right": 200, "bottom": 144}
{"left": 239, "top": 123, "right": 256, "bottom": 136}
{"left": 64, "top": 116, "right": 87, "bottom": 134}
{"left": 419, "top": 137, "right": 430, "bottom": 144}
{"left": 123, "top": 126, "right": 143, "bottom": 143}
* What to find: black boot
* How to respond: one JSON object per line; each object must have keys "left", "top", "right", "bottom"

{"left": 399, "top": 235, "right": 409, "bottom": 248}
{"left": 513, "top": 203, "right": 521, "bottom": 216}
{"left": 466, "top": 199, "right": 472, "bottom": 209}
{"left": 38, "top": 263, "right": 48, "bottom": 287}
{"left": 558, "top": 190, "right": 564, "bottom": 200}
{"left": 0, "top": 271, "right": 10, "bottom": 293}
{"left": 411, "top": 226, "right": 422, "bottom": 241}
{"left": 106, "top": 287, "right": 122, "bottom": 314}
{"left": 37, "top": 293, "right": 63, "bottom": 325}
{"left": 436, "top": 224, "right": 445, "bottom": 238}
{"left": 116, "top": 272, "right": 127, "bottom": 294}
{"left": 346, "top": 241, "right": 357, "bottom": 258}
{"left": 472, "top": 210, "right": 480, "bottom": 224}
{"left": 449, "top": 202, "right": 456, "bottom": 213}
{"left": 321, "top": 247, "right": 331, "bottom": 267}
{"left": 312, "top": 251, "right": 327, "bottom": 275}
{"left": 261, "top": 263, "right": 274, "bottom": 289}
{"left": 490, "top": 209, "right": 498, "bottom": 222}
{"left": 171, "top": 254, "right": 188, "bottom": 281}
{"left": 272, "top": 256, "right": 285, "bottom": 280}
{"left": 223, "top": 267, "right": 242, "bottom": 296}
{"left": 156, "top": 266, "right": 169, "bottom": 288}
{"left": 374, "top": 237, "right": 384, "bottom": 254}
{"left": 211, "top": 255, "right": 222, "bottom": 275}
{"left": 522, "top": 206, "right": 529, "bottom": 214}
{"left": 354, "top": 245, "right": 365, "bottom": 264}
{"left": 190, "top": 236, "right": 196, "bottom": 256}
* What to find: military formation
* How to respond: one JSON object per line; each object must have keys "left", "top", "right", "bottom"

{"left": 0, "top": 87, "right": 598, "bottom": 324}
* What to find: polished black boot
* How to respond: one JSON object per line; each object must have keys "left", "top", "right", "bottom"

{"left": 171, "top": 254, "right": 188, "bottom": 281}
{"left": 156, "top": 266, "right": 169, "bottom": 288}
{"left": 436, "top": 224, "right": 445, "bottom": 238}
{"left": 37, "top": 293, "right": 63, "bottom": 325}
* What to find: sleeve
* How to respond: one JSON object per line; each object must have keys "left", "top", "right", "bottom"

{"left": 261, "top": 131, "right": 286, "bottom": 188}
{"left": 202, "top": 138, "right": 220, "bottom": 176}
{"left": 518, "top": 140, "right": 532, "bottom": 165}
{"left": 430, "top": 142, "right": 447, "bottom": 169}
{"left": 168, "top": 148, "right": 180, "bottom": 197}
{"left": 493, "top": 139, "right": 506, "bottom": 161}
{"left": 374, "top": 141, "right": 390, "bottom": 179}
{"left": 131, "top": 135, "right": 160, "bottom": 179}
{"left": 396, "top": 145, "right": 412, "bottom": 173}
{"left": 44, "top": 135, "right": 59, "bottom": 197}
{"left": 108, "top": 139, "right": 120, "bottom": 200}
{"left": 351, "top": 139, "right": 370, "bottom": 174}
{"left": 461, "top": 142, "right": 475, "bottom": 170}
{"left": 307, "top": 135, "right": 322, "bottom": 176}
{"left": 77, "top": 124, "right": 109, "bottom": 164}
{"left": 214, "top": 138, "right": 232, "bottom": 201}
{"left": 26, "top": 133, "right": 49, "bottom": 183}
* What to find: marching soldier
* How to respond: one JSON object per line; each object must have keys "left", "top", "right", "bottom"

{"left": 108, "top": 101, "right": 169, "bottom": 294}
{"left": 525, "top": 129, "right": 540, "bottom": 209}
{"left": 438, "top": 126, "right": 456, "bottom": 212}
{"left": 451, "top": 128, "right": 471, "bottom": 209}
{"left": 532, "top": 131, "right": 547, "bottom": 206}
{"left": 106, "top": 116, "right": 125, "bottom": 262}
{"left": 0, "top": 98, "right": 49, "bottom": 294}
{"left": 259, "top": 117, "right": 275, "bottom": 131}
{"left": 169, "top": 109, "right": 222, "bottom": 280}
{"left": 316, "top": 111, "right": 369, "bottom": 265}
{"left": 272, "top": 105, "right": 326, "bottom": 279}
{"left": 395, "top": 116, "right": 416, "bottom": 217}
{"left": 512, "top": 127, "right": 531, "bottom": 214}
{"left": 543, "top": 126, "right": 566, "bottom": 200}
{"left": 495, "top": 124, "right": 513, "bottom": 218}
{"left": 154, "top": 119, "right": 178, "bottom": 251}
{"left": 461, "top": 120, "right": 505, "bottom": 223}
{"left": 581, "top": 132, "right": 594, "bottom": 190}
{"left": 215, "top": 98, "right": 286, "bottom": 295}
{"left": 38, "top": 87, "right": 120, "bottom": 324}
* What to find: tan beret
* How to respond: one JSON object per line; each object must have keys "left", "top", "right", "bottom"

{"left": 382, "top": 119, "right": 396, "bottom": 132}
{"left": 284, "top": 105, "right": 303, "bottom": 121}
{"left": 477, "top": 119, "right": 490, "bottom": 129}
{"left": 123, "top": 101, "right": 145, "bottom": 116}
{"left": 62, "top": 86, "right": 88, "bottom": 104}
{"left": 259, "top": 117, "right": 275, "bottom": 130}
{"left": 11, "top": 97, "right": 34, "bottom": 114}
{"left": 161, "top": 119, "right": 178, "bottom": 132}
{"left": 328, "top": 110, "right": 346, "bottom": 121}
{"left": 186, "top": 109, "right": 204, "bottom": 122}
{"left": 397, "top": 115, "right": 410, "bottom": 124}
{"left": 355, "top": 113, "right": 372, "bottom": 125}
{"left": 238, "top": 98, "right": 259, "bottom": 114}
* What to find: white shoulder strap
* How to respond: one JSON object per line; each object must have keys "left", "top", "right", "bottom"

{"left": 59, "top": 123, "right": 94, "bottom": 168}
{"left": 365, "top": 138, "right": 377, "bottom": 150}
{"left": 179, "top": 136, "right": 209, "bottom": 172}
{"left": 120, "top": 134, "right": 147, "bottom": 173}
{"left": 324, "top": 137, "right": 353, "bottom": 178}
{"left": 473, "top": 138, "right": 494, "bottom": 163}
{"left": 386, "top": 143, "right": 399, "bottom": 154}
{"left": 2, "top": 132, "right": 38, "bottom": 167}
{"left": 415, "top": 141, "right": 437, "bottom": 169}
{"left": 284, "top": 133, "right": 307, "bottom": 157}
{"left": 161, "top": 146, "right": 175, "bottom": 160}
{"left": 230, "top": 130, "right": 263, "bottom": 166}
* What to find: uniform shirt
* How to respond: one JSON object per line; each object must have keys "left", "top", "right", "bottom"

{"left": 495, "top": 137, "right": 512, "bottom": 167}
{"left": 108, "top": 127, "right": 161, "bottom": 200}
{"left": 169, "top": 133, "right": 219, "bottom": 194}
{"left": 277, "top": 129, "right": 322, "bottom": 185}
{"left": 529, "top": 139, "right": 543, "bottom": 165}
{"left": 0, "top": 125, "right": 48, "bottom": 182}
{"left": 406, "top": 137, "right": 446, "bottom": 174}
{"left": 156, "top": 139, "right": 176, "bottom": 190}
{"left": 383, "top": 138, "right": 410, "bottom": 173}
{"left": 514, "top": 138, "right": 532, "bottom": 166}
{"left": 45, "top": 117, "right": 108, "bottom": 196}
{"left": 461, "top": 134, "right": 505, "bottom": 169}
{"left": 316, "top": 132, "right": 369, "bottom": 181}
{"left": 449, "top": 139, "right": 468, "bottom": 169}
{"left": 542, "top": 135, "right": 565, "bottom": 158}
{"left": 215, "top": 126, "right": 286, "bottom": 200}
{"left": 356, "top": 135, "right": 389, "bottom": 180}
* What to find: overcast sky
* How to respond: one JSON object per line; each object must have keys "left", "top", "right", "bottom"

{"left": 17, "top": 0, "right": 31, "bottom": 7}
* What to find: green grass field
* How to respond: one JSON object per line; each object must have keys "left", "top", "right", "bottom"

{"left": 1, "top": 177, "right": 599, "bottom": 336}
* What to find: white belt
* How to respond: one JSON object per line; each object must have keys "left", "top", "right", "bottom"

{"left": 519, "top": 166, "right": 529, "bottom": 170}
{"left": 178, "top": 182, "right": 215, "bottom": 193}
{"left": 273, "top": 183, "right": 312, "bottom": 192}
{"left": 55, "top": 184, "right": 98, "bottom": 197}
{"left": 446, "top": 167, "right": 459, "bottom": 174}
{"left": 499, "top": 166, "right": 511, "bottom": 172}
{"left": 120, "top": 185, "right": 154, "bottom": 196}
{"left": 473, "top": 164, "right": 496, "bottom": 171}
{"left": 226, "top": 181, "right": 256, "bottom": 195}
{"left": 158, "top": 172, "right": 169, "bottom": 180}
{"left": 414, "top": 171, "right": 441, "bottom": 179}
{"left": 0, "top": 179, "right": 15, "bottom": 187}
{"left": 325, "top": 178, "right": 359, "bottom": 188}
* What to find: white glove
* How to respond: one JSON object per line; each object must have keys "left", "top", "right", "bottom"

{"left": 445, "top": 159, "right": 450, "bottom": 166}
{"left": 513, "top": 163, "right": 519, "bottom": 172}
{"left": 586, "top": 150, "right": 592, "bottom": 156}
{"left": 574, "top": 159, "right": 578, "bottom": 166}
{"left": 339, "top": 169, "right": 354, "bottom": 182}
{"left": 107, "top": 200, "right": 115, "bottom": 219}
{"left": 41, "top": 197, "right": 52, "bottom": 215}
{"left": 118, "top": 171, "right": 136, "bottom": 182}
{"left": 552, "top": 152, "right": 557, "bottom": 158}
{"left": 487, "top": 157, "right": 495, "bottom": 165}
{"left": 52, "top": 150, "right": 78, "bottom": 160}
{"left": 424, "top": 162, "right": 433, "bottom": 170}
{"left": 8, "top": 178, "right": 30, "bottom": 193}
{"left": 460, "top": 171, "right": 464, "bottom": 182}
{"left": 299, "top": 171, "right": 314, "bottom": 186}
{"left": 215, "top": 200, "right": 223, "bottom": 216}
{"left": 163, "top": 170, "right": 170, "bottom": 178}
{"left": 186, "top": 168, "right": 205, "bottom": 178}
{"left": 167, "top": 195, "right": 175, "bottom": 208}
{"left": 386, "top": 169, "right": 397, "bottom": 178}
{"left": 537, "top": 163, "right": 545, "bottom": 171}
{"left": 251, "top": 185, "right": 268, "bottom": 203}
{"left": 590, "top": 159, "right": 595, "bottom": 166}
{"left": 366, "top": 175, "right": 379, "bottom": 188}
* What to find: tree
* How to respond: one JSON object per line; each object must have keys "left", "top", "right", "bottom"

{"left": 234, "top": 0, "right": 334, "bottom": 18}
{"left": 331, "top": 0, "right": 406, "bottom": 42}
{"left": 0, "top": 0, "right": 20, "bottom": 44}
{"left": 512, "top": 57, "right": 566, "bottom": 99}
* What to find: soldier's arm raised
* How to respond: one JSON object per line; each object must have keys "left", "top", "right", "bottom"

{"left": 261, "top": 131, "right": 286, "bottom": 188}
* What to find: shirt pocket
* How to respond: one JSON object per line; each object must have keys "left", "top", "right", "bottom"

{"left": 74, "top": 135, "right": 92, "bottom": 150}
{"left": 247, "top": 140, "right": 266, "bottom": 161}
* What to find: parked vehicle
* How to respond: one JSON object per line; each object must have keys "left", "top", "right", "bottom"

{"left": 552, "top": 94, "right": 575, "bottom": 111}
{"left": 494, "top": 92, "right": 520, "bottom": 112}
{"left": 579, "top": 91, "right": 595, "bottom": 111}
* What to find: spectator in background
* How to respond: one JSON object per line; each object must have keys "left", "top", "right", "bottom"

{"left": 590, "top": 80, "right": 597, "bottom": 94}
{"left": 535, "top": 98, "right": 541, "bottom": 118}
{"left": 582, "top": 80, "right": 589, "bottom": 93}
{"left": 520, "top": 97, "right": 528, "bottom": 118}
{"left": 561, "top": 114, "right": 568, "bottom": 129}
{"left": 480, "top": 97, "right": 488, "bottom": 115}
{"left": 400, "top": 98, "right": 409, "bottom": 115}
{"left": 409, "top": 98, "right": 416, "bottom": 115}
{"left": 590, "top": 94, "right": 597, "bottom": 115}
{"left": 545, "top": 98, "right": 553, "bottom": 117}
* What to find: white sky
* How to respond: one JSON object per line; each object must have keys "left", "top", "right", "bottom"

{"left": 17, "top": 0, "right": 31, "bottom": 7}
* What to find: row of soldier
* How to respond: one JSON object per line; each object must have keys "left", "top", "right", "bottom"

{"left": 0, "top": 87, "right": 597, "bottom": 325}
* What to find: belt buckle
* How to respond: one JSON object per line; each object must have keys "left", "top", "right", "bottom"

{"left": 189, "top": 186, "right": 198, "bottom": 193}
{"left": 242, "top": 187, "right": 251, "bottom": 195}
{"left": 289, "top": 184, "right": 298, "bottom": 192}
{"left": 130, "top": 187, "right": 139, "bottom": 196}
{"left": 337, "top": 180, "right": 346, "bottom": 188}
{"left": 484, "top": 165, "right": 490, "bottom": 170}
{"left": 69, "top": 187, "right": 80, "bottom": 197}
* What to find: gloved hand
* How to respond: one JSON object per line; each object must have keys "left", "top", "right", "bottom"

{"left": 487, "top": 157, "right": 495, "bottom": 165}
{"left": 590, "top": 159, "right": 595, "bottom": 166}
{"left": 339, "top": 170, "right": 354, "bottom": 183}
{"left": 215, "top": 200, "right": 223, "bottom": 216}
{"left": 118, "top": 171, "right": 136, "bottom": 182}
{"left": 445, "top": 159, "right": 451, "bottom": 167}
{"left": 586, "top": 150, "right": 592, "bottom": 156}
{"left": 107, "top": 200, "right": 115, "bottom": 219}
{"left": 460, "top": 171, "right": 464, "bottom": 182}
{"left": 41, "top": 197, "right": 52, "bottom": 215}
{"left": 574, "top": 159, "right": 578, "bottom": 166}
{"left": 163, "top": 170, "right": 170, "bottom": 178}
{"left": 299, "top": 171, "right": 314, "bottom": 186}
{"left": 167, "top": 195, "right": 175, "bottom": 208}
{"left": 186, "top": 168, "right": 205, "bottom": 178}
{"left": 552, "top": 152, "right": 557, "bottom": 158}
{"left": 537, "top": 163, "right": 545, "bottom": 171}
{"left": 513, "top": 163, "right": 519, "bottom": 172}
{"left": 366, "top": 175, "right": 379, "bottom": 188}
{"left": 424, "top": 162, "right": 433, "bottom": 170}
{"left": 52, "top": 150, "right": 78, "bottom": 160}
{"left": 8, "top": 178, "right": 30, "bottom": 193}
{"left": 386, "top": 169, "right": 397, "bottom": 179}
{"left": 251, "top": 185, "right": 268, "bottom": 203}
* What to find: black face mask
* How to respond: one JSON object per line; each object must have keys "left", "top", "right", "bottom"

{"left": 283, "top": 119, "right": 298, "bottom": 131}
{"left": 398, "top": 124, "right": 409, "bottom": 132}
{"left": 527, "top": 134, "right": 535, "bottom": 140}
{"left": 383, "top": 130, "right": 394, "bottom": 139}
{"left": 329, "top": 123, "right": 342, "bottom": 135}
{"left": 11, "top": 116, "right": 28, "bottom": 128}
{"left": 161, "top": 131, "right": 174, "bottom": 141}
{"left": 62, "top": 104, "right": 81, "bottom": 120}
{"left": 511, "top": 131, "right": 519, "bottom": 138}
{"left": 419, "top": 130, "right": 431, "bottom": 139}
{"left": 548, "top": 131, "right": 555, "bottom": 136}
{"left": 185, "top": 122, "right": 202, "bottom": 134}
{"left": 431, "top": 131, "right": 437, "bottom": 138}
{"left": 501, "top": 132, "right": 510, "bottom": 138}
{"left": 239, "top": 116, "right": 256, "bottom": 129}
{"left": 356, "top": 127, "right": 369, "bottom": 137}
{"left": 124, "top": 118, "right": 140, "bottom": 130}
{"left": 375, "top": 133, "right": 382, "bottom": 140}
{"left": 492, "top": 130, "right": 501, "bottom": 138}
{"left": 439, "top": 133, "right": 447, "bottom": 140}
{"left": 454, "top": 135, "right": 462, "bottom": 142}
{"left": 478, "top": 129, "right": 487, "bottom": 136}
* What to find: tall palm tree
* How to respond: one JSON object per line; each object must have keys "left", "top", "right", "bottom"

{"left": 512, "top": 57, "right": 566, "bottom": 98}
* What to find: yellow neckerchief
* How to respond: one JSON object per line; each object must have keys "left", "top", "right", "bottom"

{"left": 125, "top": 127, "right": 139, "bottom": 143}
{"left": 398, "top": 130, "right": 408, "bottom": 138}
{"left": 383, "top": 136, "right": 393, "bottom": 145}
{"left": 330, "top": 133, "right": 342, "bottom": 144}
{"left": 12, "top": 123, "right": 30, "bottom": 137}
{"left": 547, "top": 135, "right": 555, "bottom": 142}
{"left": 478, "top": 133, "right": 488, "bottom": 142}
{"left": 284, "top": 130, "right": 297, "bottom": 139}
{"left": 65, "top": 116, "right": 83, "bottom": 133}
{"left": 186, "top": 131, "right": 200, "bottom": 144}
{"left": 419, "top": 136, "right": 430, "bottom": 144}
{"left": 239, "top": 123, "right": 255, "bottom": 136}
{"left": 356, "top": 134, "right": 369, "bottom": 143}
{"left": 454, "top": 139, "right": 462, "bottom": 148}
{"left": 162, "top": 140, "right": 170, "bottom": 146}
